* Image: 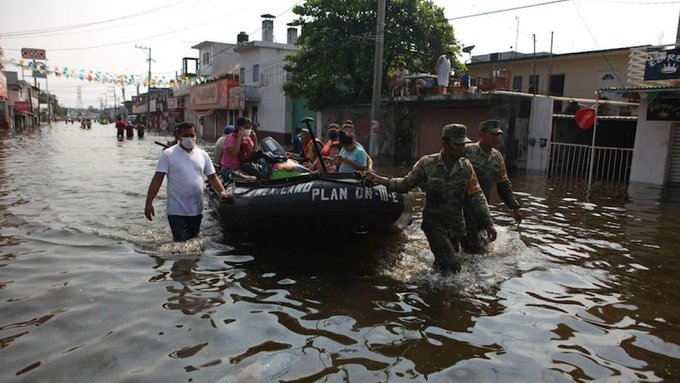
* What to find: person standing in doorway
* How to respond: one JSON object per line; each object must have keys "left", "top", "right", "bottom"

{"left": 435, "top": 51, "right": 453, "bottom": 94}
{"left": 145, "top": 122, "right": 228, "bottom": 242}
{"left": 366, "top": 123, "right": 496, "bottom": 274}
{"left": 462, "top": 119, "right": 524, "bottom": 253}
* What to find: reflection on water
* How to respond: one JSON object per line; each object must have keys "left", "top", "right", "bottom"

{"left": 0, "top": 123, "right": 679, "bottom": 382}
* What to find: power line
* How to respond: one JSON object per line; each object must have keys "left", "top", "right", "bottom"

{"left": 448, "top": 0, "right": 571, "bottom": 20}
{"left": 0, "top": 0, "right": 192, "bottom": 37}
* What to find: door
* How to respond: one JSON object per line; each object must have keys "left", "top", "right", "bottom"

{"left": 668, "top": 123, "right": 680, "bottom": 184}
{"left": 549, "top": 74, "right": 565, "bottom": 113}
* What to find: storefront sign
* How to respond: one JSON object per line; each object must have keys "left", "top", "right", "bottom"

{"left": 644, "top": 47, "right": 680, "bottom": 81}
{"left": 32, "top": 62, "right": 47, "bottom": 79}
{"left": 189, "top": 79, "right": 239, "bottom": 110}
{"left": 167, "top": 97, "right": 185, "bottom": 109}
{"left": 14, "top": 101, "right": 30, "bottom": 113}
{"left": 647, "top": 93, "right": 680, "bottom": 121}
{"left": 21, "top": 48, "right": 46, "bottom": 60}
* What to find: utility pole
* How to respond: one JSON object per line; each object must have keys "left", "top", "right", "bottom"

{"left": 369, "top": 0, "right": 386, "bottom": 158}
{"left": 135, "top": 45, "right": 152, "bottom": 128}
{"left": 121, "top": 84, "right": 126, "bottom": 120}
{"left": 532, "top": 34, "right": 537, "bottom": 94}
{"left": 547, "top": 32, "right": 554, "bottom": 96}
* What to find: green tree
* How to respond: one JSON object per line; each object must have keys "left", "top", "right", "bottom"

{"left": 283, "top": 0, "right": 461, "bottom": 111}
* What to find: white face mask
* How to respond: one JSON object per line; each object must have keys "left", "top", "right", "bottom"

{"left": 243, "top": 129, "right": 252, "bottom": 137}
{"left": 180, "top": 137, "right": 195, "bottom": 149}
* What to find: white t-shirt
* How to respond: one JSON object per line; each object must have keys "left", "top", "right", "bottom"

{"left": 156, "top": 145, "right": 216, "bottom": 216}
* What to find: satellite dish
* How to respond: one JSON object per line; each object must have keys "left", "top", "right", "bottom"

{"left": 462, "top": 45, "right": 475, "bottom": 53}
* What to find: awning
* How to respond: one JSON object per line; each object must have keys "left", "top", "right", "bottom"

{"left": 600, "top": 85, "right": 680, "bottom": 94}
{"left": 189, "top": 109, "right": 214, "bottom": 118}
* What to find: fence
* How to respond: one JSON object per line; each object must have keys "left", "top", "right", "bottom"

{"left": 548, "top": 142, "right": 633, "bottom": 184}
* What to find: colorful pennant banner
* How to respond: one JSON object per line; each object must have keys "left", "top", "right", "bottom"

{"left": 1, "top": 58, "right": 225, "bottom": 89}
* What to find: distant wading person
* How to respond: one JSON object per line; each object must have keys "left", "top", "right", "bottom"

{"left": 145, "top": 122, "right": 228, "bottom": 242}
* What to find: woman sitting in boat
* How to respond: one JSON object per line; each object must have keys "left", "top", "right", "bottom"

{"left": 310, "top": 124, "right": 340, "bottom": 171}
{"left": 335, "top": 130, "right": 368, "bottom": 172}
{"left": 220, "top": 117, "right": 258, "bottom": 181}
{"left": 299, "top": 128, "right": 323, "bottom": 168}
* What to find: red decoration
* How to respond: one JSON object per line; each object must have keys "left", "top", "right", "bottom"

{"left": 575, "top": 108, "right": 596, "bottom": 130}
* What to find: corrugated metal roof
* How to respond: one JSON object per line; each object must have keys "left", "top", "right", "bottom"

{"left": 553, "top": 114, "right": 638, "bottom": 121}
{"left": 600, "top": 85, "right": 680, "bottom": 93}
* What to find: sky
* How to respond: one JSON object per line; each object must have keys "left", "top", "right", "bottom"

{"left": 1, "top": 0, "right": 678, "bottom": 108}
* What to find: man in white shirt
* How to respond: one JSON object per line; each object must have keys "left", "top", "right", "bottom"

{"left": 435, "top": 51, "right": 453, "bottom": 94}
{"left": 145, "top": 122, "right": 228, "bottom": 242}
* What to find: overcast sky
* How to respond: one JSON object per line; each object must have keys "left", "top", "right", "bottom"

{"left": 1, "top": 0, "right": 678, "bottom": 108}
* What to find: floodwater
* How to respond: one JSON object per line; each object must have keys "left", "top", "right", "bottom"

{"left": 0, "top": 122, "right": 679, "bottom": 382}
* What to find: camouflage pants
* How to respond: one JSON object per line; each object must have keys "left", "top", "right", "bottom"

{"left": 423, "top": 225, "right": 461, "bottom": 274}
{"left": 461, "top": 205, "right": 487, "bottom": 253}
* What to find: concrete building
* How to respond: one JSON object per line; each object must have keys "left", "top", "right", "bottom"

{"left": 234, "top": 14, "right": 312, "bottom": 144}
{"left": 601, "top": 44, "right": 680, "bottom": 185}
{"left": 467, "top": 47, "right": 634, "bottom": 110}
{"left": 187, "top": 41, "right": 240, "bottom": 139}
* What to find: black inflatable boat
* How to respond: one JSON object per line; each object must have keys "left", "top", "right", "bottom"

{"left": 207, "top": 138, "right": 412, "bottom": 238}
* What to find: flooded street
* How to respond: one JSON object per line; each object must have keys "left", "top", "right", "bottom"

{"left": 1, "top": 122, "right": 679, "bottom": 382}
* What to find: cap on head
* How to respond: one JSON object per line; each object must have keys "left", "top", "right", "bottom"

{"left": 224, "top": 125, "right": 235, "bottom": 134}
{"left": 441, "top": 123, "right": 469, "bottom": 144}
{"left": 479, "top": 119, "right": 503, "bottom": 134}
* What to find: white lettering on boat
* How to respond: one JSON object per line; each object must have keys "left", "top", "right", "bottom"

{"left": 355, "top": 187, "right": 374, "bottom": 200}
{"left": 241, "top": 183, "right": 399, "bottom": 203}
{"left": 245, "top": 182, "right": 313, "bottom": 197}
{"left": 377, "top": 187, "right": 389, "bottom": 201}
{"left": 311, "top": 187, "right": 348, "bottom": 201}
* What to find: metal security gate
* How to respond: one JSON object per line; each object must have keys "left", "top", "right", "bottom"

{"left": 548, "top": 142, "right": 633, "bottom": 184}
{"left": 669, "top": 123, "right": 680, "bottom": 184}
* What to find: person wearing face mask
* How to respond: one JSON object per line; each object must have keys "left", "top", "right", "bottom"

{"left": 145, "top": 122, "right": 228, "bottom": 242}
{"left": 220, "top": 117, "right": 257, "bottom": 181}
{"left": 365, "top": 123, "right": 496, "bottom": 274}
{"left": 310, "top": 124, "right": 340, "bottom": 171}
{"left": 461, "top": 120, "right": 524, "bottom": 253}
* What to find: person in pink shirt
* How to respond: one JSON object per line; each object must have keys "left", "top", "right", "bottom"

{"left": 220, "top": 117, "right": 258, "bottom": 181}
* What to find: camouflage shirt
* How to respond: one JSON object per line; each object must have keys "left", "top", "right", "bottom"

{"left": 387, "top": 152, "right": 492, "bottom": 237}
{"left": 464, "top": 143, "right": 520, "bottom": 210}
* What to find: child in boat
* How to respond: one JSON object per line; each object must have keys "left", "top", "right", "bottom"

{"left": 324, "top": 142, "right": 341, "bottom": 173}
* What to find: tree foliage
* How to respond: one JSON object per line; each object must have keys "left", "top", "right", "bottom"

{"left": 283, "top": 0, "right": 462, "bottom": 110}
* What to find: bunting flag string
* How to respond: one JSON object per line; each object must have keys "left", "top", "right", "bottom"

{"left": 1, "top": 57, "right": 226, "bottom": 89}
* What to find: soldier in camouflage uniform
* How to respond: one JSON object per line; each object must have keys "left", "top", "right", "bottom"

{"left": 462, "top": 119, "right": 524, "bottom": 253}
{"left": 366, "top": 124, "right": 496, "bottom": 274}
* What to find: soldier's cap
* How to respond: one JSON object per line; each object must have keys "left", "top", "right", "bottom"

{"left": 479, "top": 119, "right": 503, "bottom": 134}
{"left": 299, "top": 128, "right": 310, "bottom": 137}
{"left": 441, "top": 123, "right": 470, "bottom": 144}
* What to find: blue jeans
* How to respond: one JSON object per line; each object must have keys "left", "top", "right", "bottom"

{"left": 167, "top": 215, "right": 202, "bottom": 242}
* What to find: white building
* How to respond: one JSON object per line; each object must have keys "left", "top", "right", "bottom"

{"left": 234, "top": 14, "right": 301, "bottom": 144}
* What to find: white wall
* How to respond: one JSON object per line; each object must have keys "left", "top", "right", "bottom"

{"left": 629, "top": 97, "right": 673, "bottom": 185}
{"left": 526, "top": 97, "right": 554, "bottom": 171}
{"left": 238, "top": 43, "right": 296, "bottom": 137}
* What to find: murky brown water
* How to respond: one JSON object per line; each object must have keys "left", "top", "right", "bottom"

{"left": 1, "top": 122, "right": 679, "bottom": 382}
